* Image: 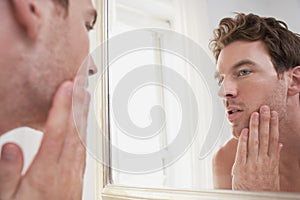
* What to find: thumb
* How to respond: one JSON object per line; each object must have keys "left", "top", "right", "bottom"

{"left": 0, "top": 143, "right": 24, "bottom": 199}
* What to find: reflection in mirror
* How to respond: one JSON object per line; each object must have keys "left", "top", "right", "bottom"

{"left": 106, "top": 0, "right": 300, "bottom": 194}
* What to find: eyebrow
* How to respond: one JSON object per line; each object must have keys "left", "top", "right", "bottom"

{"left": 214, "top": 59, "right": 256, "bottom": 79}
{"left": 231, "top": 59, "right": 256, "bottom": 70}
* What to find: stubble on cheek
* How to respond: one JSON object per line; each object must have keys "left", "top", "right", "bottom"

{"left": 230, "top": 99, "right": 264, "bottom": 138}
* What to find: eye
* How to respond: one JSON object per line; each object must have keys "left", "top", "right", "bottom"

{"left": 238, "top": 69, "right": 252, "bottom": 76}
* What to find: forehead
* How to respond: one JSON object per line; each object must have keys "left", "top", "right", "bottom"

{"left": 77, "top": 0, "right": 94, "bottom": 6}
{"left": 70, "top": 0, "right": 97, "bottom": 21}
{"left": 216, "top": 40, "right": 273, "bottom": 73}
{"left": 71, "top": 0, "right": 95, "bottom": 11}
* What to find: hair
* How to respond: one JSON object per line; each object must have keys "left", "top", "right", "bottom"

{"left": 210, "top": 13, "right": 300, "bottom": 74}
{"left": 56, "top": 0, "right": 69, "bottom": 8}
{"left": 52, "top": 0, "right": 69, "bottom": 16}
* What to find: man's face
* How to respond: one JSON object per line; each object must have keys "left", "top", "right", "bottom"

{"left": 27, "top": 0, "right": 97, "bottom": 127}
{"left": 215, "top": 40, "right": 288, "bottom": 138}
{"left": 56, "top": 0, "right": 97, "bottom": 77}
{"left": 45, "top": 0, "right": 97, "bottom": 79}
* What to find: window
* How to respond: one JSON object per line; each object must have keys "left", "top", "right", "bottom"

{"left": 105, "top": 0, "right": 226, "bottom": 191}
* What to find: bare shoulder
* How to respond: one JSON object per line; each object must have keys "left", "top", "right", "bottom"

{"left": 213, "top": 138, "right": 238, "bottom": 166}
{"left": 212, "top": 138, "right": 238, "bottom": 189}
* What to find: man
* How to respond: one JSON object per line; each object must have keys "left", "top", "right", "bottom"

{"left": 211, "top": 13, "right": 300, "bottom": 192}
{"left": 0, "top": 0, "right": 97, "bottom": 199}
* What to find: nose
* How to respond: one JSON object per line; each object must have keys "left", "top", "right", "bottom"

{"left": 218, "top": 78, "right": 237, "bottom": 98}
{"left": 88, "top": 55, "right": 98, "bottom": 76}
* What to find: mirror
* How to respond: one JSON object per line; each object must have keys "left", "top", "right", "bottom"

{"left": 105, "top": 0, "right": 300, "bottom": 193}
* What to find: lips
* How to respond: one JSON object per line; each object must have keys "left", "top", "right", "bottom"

{"left": 226, "top": 106, "right": 243, "bottom": 122}
{"left": 228, "top": 109, "right": 242, "bottom": 115}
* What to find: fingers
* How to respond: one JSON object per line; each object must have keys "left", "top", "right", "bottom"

{"left": 0, "top": 80, "right": 89, "bottom": 200}
{"left": 252, "top": 106, "right": 281, "bottom": 159}
{"left": 34, "top": 81, "right": 73, "bottom": 165}
{"left": 59, "top": 77, "right": 90, "bottom": 174}
{"left": 235, "top": 128, "right": 249, "bottom": 165}
{"left": 269, "top": 111, "right": 281, "bottom": 159}
{"left": 244, "top": 106, "right": 278, "bottom": 160}
{"left": 232, "top": 106, "right": 282, "bottom": 191}
{"left": 259, "top": 106, "right": 270, "bottom": 156}
{"left": 248, "top": 112, "right": 259, "bottom": 160}
{"left": 53, "top": 77, "right": 89, "bottom": 200}
{"left": 72, "top": 76, "right": 90, "bottom": 142}
{"left": 0, "top": 143, "right": 24, "bottom": 199}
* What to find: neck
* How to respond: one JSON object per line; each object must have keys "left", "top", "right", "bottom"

{"left": 0, "top": 105, "right": 27, "bottom": 135}
{"left": 0, "top": 94, "right": 45, "bottom": 136}
{"left": 279, "top": 102, "right": 300, "bottom": 159}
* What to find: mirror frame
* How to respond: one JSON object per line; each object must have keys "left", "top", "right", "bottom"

{"left": 94, "top": 0, "right": 300, "bottom": 199}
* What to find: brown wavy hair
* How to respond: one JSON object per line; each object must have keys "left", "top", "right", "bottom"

{"left": 56, "top": 0, "right": 68, "bottom": 8}
{"left": 210, "top": 13, "right": 300, "bottom": 74}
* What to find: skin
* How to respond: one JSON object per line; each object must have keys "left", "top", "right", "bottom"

{"left": 0, "top": 0, "right": 97, "bottom": 199}
{"left": 213, "top": 40, "right": 300, "bottom": 192}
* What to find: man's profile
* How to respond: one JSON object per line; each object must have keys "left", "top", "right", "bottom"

{"left": 210, "top": 13, "right": 300, "bottom": 192}
{"left": 0, "top": 0, "right": 97, "bottom": 199}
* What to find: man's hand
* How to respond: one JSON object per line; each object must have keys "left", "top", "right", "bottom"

{"left": 0, "top": 80, "right": 90, "bottom": 200}
{"left": 232, "top": 105, "right": 283, "bottom": 191}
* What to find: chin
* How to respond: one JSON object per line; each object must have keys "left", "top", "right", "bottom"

{"left": 230, "top": 115, "right": 251, "bottom": 138}
{"left": 231, "top": 124, "right": 245, "bottom": 139}
{"left": 232, "top": 131, "right": 240, "bottom": 139}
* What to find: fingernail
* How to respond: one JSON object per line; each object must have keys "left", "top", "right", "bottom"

{"left": 242, "top": 128, "right": 248, "bottom": 137}
{"left": 63, "top": 82, "right": 73, "bottom": 96}
{"left": 261, "top": 105, "right": 269, "bottom": 114}
{"left": 271, "top": 111, "right": 278, "bottom": 120}
{"left": 1, "top": 144, "right": 18, "bottom": 161}
{"left": 253, "top": 112, "right": 259, "bottom": 121}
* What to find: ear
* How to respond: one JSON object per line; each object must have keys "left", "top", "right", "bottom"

{"left": 287, "top": 66, "right": 300, "bottom": 96}
{"left": 10, "top": 0, "right": 41, "bottom": 40}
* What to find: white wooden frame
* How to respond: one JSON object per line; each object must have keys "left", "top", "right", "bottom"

{"left": 102, "top": 185, "right": 300, "bottom": 200}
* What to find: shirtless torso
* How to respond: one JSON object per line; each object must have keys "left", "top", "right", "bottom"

{"left": 213, "top": 138, "right": 300, "bottom": 192}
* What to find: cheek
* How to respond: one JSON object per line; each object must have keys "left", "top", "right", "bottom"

{"left": 242, "top": 79, "right": 287, "bottom": 113}
{"left": 79, "top": 36, "right": 90, "bottom": 74}
{"left": 241, "top": 82, "right": 268, "bottom": 108}
{"left": 79, "top": 31, "right": 90, "bottom": 61}
{"left": 80, "top": 32, "right": 90, "bottom": 53}
{"left": 71, "top": 32, "right": 90, "bottom": 74}
{"left": 269, "top": 83, "right": 287, "bottom": 117}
